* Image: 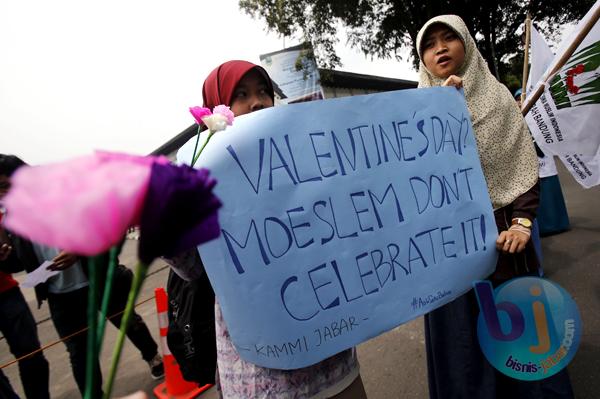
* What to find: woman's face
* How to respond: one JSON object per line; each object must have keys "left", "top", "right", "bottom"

{"left": 422, "top": 24, "right": 465, "bottom": 79}
{"left": 230, "top": 69, "right": 274, "bottom": 117}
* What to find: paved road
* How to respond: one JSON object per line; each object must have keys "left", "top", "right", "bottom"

{"left": 1, "top": 162, "right": 598, "bottom": 398}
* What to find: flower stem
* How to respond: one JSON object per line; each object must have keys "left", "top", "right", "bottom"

{"left": 190, "top": 125, "right": 202, "bottom": 168}
{"left": 191, "top": 130, "right": 214, "bottom": 167}
{"left": 84, "top": 256, "right": 99, "bottom": 399}
{"left": 102, "top": 261, "right": 149, "bottom": 399}
{"left": 96, "top": 246, "right": 119, "bottom": 353}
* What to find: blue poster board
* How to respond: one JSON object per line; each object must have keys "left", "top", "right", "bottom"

{"left": 178, "top": 87, "right": 498, "bottom": 369}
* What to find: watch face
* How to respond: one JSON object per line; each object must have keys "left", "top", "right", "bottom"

{"left": 519, "top": 218, "right": 532, "bottom": 228}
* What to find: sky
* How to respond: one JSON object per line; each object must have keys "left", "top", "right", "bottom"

{"left": 0, "top": 0, "right": 418, "bottom": 165}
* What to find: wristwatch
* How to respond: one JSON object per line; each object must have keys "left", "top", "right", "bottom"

{"left": 512, "top": 217, "right": 532, "bottom": 228}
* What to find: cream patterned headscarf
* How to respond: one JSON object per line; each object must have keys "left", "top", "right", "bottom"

{"left": 416, "top": 15, "right": 538, "bottom": 210}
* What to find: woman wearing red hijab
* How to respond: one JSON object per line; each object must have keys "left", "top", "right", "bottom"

{"left": 202, "top": 60, "right": 273, "bottom": 114}
{"left": 168, "top": 60, "right": 366, "bottom": 398}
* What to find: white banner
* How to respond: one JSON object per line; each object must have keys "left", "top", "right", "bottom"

{"left": 524, "top": 0, "right": 600, "bottom": 187}
{"left": 527, "top": 24, "right": 559, "bottom": 177}
{"left": 558, "top": 153, "right": 600, "bottom": 187}
{"left": 527, "top": 25, "right": 556, "bottom": 94}
{"left": 539, "top": 155, "right": 559, "bottom": 178}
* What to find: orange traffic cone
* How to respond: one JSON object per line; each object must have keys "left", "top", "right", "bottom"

{"left": 153, "top": 288, "right": 212, "bottom": 399}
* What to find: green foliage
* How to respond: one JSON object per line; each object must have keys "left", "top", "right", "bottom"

{"left": 239, "top": 0, "right": 595, "bottom": 81}
{"left": 500, "top": 53, "right": 525, "bottom": 93}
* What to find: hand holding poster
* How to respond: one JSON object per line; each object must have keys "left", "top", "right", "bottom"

{"left": 178, "top": 87, "right": 498, "bottom": 369}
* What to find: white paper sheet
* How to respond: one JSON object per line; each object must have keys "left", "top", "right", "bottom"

{"left": 21, "top": 261, "right": 60, "bottom": 288}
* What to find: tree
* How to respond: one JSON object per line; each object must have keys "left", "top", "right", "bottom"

{"left": 239, "top": 0, "right": 595, "bottom": 82}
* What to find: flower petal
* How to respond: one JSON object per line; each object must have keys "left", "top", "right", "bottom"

{"left": 201, "top": 114, "right": 228, "bottom": 132}
{"left": 212, "top": 105, "right": 235, "bottom": 125}
{"left": 4, "top": 153, "right": 154, "bottom": 255}
{"left": 189, "top": 106, "right": 212, "bottom": 125}
{"left": 138, "top": 163, "right": 221, "bottom": 264}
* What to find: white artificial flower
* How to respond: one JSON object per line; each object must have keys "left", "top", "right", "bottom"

{"left": 201, "top": 114, "right": 228, "bottom": 132}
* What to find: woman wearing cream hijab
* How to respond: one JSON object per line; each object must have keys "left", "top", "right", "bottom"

{"left": 417, "top": 15, "right": 574, "bottom": 398}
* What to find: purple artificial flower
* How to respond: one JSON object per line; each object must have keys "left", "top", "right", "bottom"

{"left": 138, "top": 162, "right": 222, "bottom": 264}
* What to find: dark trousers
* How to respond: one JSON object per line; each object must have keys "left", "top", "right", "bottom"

{"left": 0, "top": 369, "right": 19, "bottom": 399}
{"left": 101, "top": 265, "right": 158, "bottom": 363}
{"left": 425, "top": 289, "right": 574, "bottom": 399}
{"left": 48, "top": 267, "right": 158, "bottom": 396}
{"left": 0, "top": 287, "right": 50, "bottom": 399}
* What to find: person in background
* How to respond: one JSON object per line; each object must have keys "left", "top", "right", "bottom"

{"left": 0, "top": 155, "right": 50, "bottom": 399}
{"left": 514, "top": 88, "right": 523, "bottom": 107}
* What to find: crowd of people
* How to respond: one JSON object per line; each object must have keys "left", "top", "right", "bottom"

{"left": 1, "top": 14, "right": 575, "bottom": 399}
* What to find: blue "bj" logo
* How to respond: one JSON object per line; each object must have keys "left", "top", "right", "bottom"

{"left": 474, "top": 277, "right": 581, "bottom": 380}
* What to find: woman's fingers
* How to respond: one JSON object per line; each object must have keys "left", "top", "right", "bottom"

{"left": 496, "top": 231, "right": 508, "bottom": 251}
{"left": 497, "top": 230, "right": 530, "bottom": 254}
{"left": 503, "top": 235, "right": 515, "bottom": 252}
{"left": 508, "top": 238, "right": 520, "bottom": 254}
{"left": 442, "top": 75, "right": 463, "bottom": 89}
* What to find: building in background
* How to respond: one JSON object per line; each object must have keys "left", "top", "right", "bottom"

{"left": 152, "top": 69, "right": 417, "bottom": 159}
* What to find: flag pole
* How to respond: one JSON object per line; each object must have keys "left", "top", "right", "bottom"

{"left": 522, "top": 4, "right": 600, "bottom": 115}
{"left": 521, "top": 13, "right": 532, "bottom": 104}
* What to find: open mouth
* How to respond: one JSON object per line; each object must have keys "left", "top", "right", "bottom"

{"left": 437, "top": 56, "right": 451, "bottom": 64}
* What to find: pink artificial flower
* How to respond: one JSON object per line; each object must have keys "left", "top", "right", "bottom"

{"left": 212, "top": 105, "right": 234, "bottom": 126}
{"left": 189, "top": 104, "right": 235, "bottom": 165}
{"left": 189, "top": 106, "right": 212, "bottom": 125}
{"left": 95, "top": 150, "right": 170, "bottom": 166}
{"left": 3, "top": 151, "right": 157, "bottom": 255}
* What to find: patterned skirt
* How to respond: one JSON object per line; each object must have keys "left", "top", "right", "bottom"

{"left": 215, "top": 302, "right": 359, "bottom": 398}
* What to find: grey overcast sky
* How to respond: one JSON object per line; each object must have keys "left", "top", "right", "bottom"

{"left": 0, "top": 0, "right": 418, "bottom": 165}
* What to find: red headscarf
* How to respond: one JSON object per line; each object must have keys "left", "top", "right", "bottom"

{"left": 202, "top": 60, "right": 274, "bottom": 109}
